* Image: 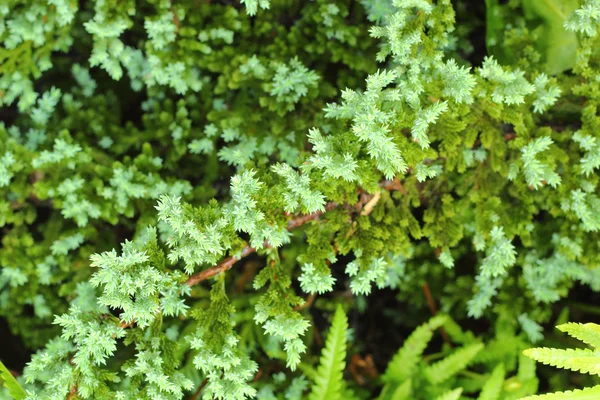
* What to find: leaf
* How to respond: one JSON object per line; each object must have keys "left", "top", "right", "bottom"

{"left": 478, "top": 363, "right": 505, "bottom": 400}
{"left": 389, "top": 380, "right": 412, "bottom": 400}
{"left": 520, "top": 385, "right": 600, "bottom": 399}
{"left": 557, "top": 323, "right": 600, "bottom": 349}
{"left": 308, "top": 305, "right": 348, "bottom": 400}
{"left": 522, "top": 0, "right": 579, "bottom": 74}
{"left": 424, "top": 342, "right": 484, "bottom": 384}
{"left": 0, "top": 360, "right": 26, "bottom": 400}
{"left": 383, "top": 314, "right": 448, "bottom": 383}
{"left": 523, "top": 348, "right": 600, "bottom": 376}
{"left": 435, "top": 388, "right": 463, "bottom": 400}
{"left": 378, "top": 380, "right": 412, "bottom": 400}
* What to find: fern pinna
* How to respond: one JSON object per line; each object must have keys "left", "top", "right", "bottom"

{"left": 523, "top": 323, "right": 600, "bottom": 399}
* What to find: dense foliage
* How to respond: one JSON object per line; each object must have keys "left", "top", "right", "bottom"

{"left": 1, "top": 0, "right": 600, "bottom": 398}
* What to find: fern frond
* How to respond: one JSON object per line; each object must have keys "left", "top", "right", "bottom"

{"left": 383, "top": 314, "right": 448, "bottom": 383}
{"left": 308, "top": 305, "right": 348, "bottom": 400}
{"left": 424, "top": 342, "right": 484, "bottom": 384}
{"left": 523, "top": 348, "right": 600, "bottom": 376}
{"left": 557, "top": 323, "right": 600, "bottom": 349}
{"left": 478, "top": 362, "right": 505, "bottom": 400}
{"left": 0, "top": 360, "right": 26, "bottom": 400}
{"left": 435, "top": 388, "right": 463, "bottom": 400}
{"left": 520, "top": 385, "right": 600, "bottom": 399}
{"left": 378, "top": 379, "right": 412, "bottom": 400}
{"left": 518, "top": 353, "right": 538, "bottom": 381}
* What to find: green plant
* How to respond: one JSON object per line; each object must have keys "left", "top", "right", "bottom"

{"left": 0, "top": 361, "right": 25, "bottom": 400}
{"left": 523, "top": 322, "right": 600, "bottom": 399}
{"left": 307, "top": 305, "right": 348, "bottom": 400}
{"left": 2, "top": 0, "right": 600, "bottom": 399}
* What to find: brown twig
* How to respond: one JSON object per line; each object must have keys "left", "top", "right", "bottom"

{"left": 67, "top": 384, "right": 78, "bottom": 400}
{"left": 67, "top": 356, "right": 78, "bottom": 400}
{"left": 171, "top": 6, "right": 181, "bottom": 33}
{"left": 188, "top": 378, "right": 208, "bottom": 400}
{"left": 287, "top": 201, "right": 337, "bottom": 230}
{"left": 360, "top": 190, "right": 381, "bottom": 216}
{"left": 119, "top": 321, "right": 134, "bottom": 329}
{"left": 422, "top": 282, "right": 451, "bottom": 346}
{"left": 382, "top": 177, "right": 407, "bottom": 195}
{"left": 293, "top": 293, "right": 317, "bottom": 311}
{"left": 185, "top": 179, "right": 407, "bottom": 286}
{"left": 186, "top": 202, "right": 339, "bottom": 286}
{"left": 186, "top": 246, "right": 257, "bottom": 287}
{"left": 233, "top": 260, "right": 262, "bottom": 293}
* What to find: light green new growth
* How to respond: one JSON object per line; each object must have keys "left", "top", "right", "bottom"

{"left": 424, "top": 342, "right": 484, "bottom": 384}
{"left": 520, "top": 137, "right": 561, "bottom": 189}
{"left": 0, "top": 360, "right": 26, "bottom": 400}
{"left": 521, "top": 386, "right": 600, "bottom": 399}
{"left": 308, "top": 305, "right": 348, "bottom": 400}
{"left": 298, "top": 263, "right": 336, "bottom": 295}
{"left": 241, "top": 0, "right": 271, "bottom": 16}
{"left": 524, "top": 322, "right": 600, "bottom": 398}
{"left": 383, "top": 314, "right": 448, "bottom": 383}
{"left": 435, "top": 388, "right": 463, "bottom": 400}
{"left": 477, "top": 363, "right": 505, "bottom": 400}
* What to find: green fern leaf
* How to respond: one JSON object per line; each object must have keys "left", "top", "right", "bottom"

{"left": 308, "top": 305, "right": 348, "bottom": 400}
{"left": 378, "top": 379, "right": 412, "bottom": 400}
{"left": 424, "top": 342, "right": 484, "bottom": 384}
{"left": 389, "top": 380, "right": 412, "bottom": 400}
{"left": 0, "top": 360, "right": 26, "bottom": 400}
{"left": 520, "top": 385, "right": 600, "bottom": 399}
{"left": 478, "top": 362, "right": 505, "bottom": 400}
{"left": 518, "top": 353, "right": 538, "bottom": 381}
{"left": 435, "top": 388, "right": 463, "bottom": 400}
{"left": 383, "top": 315, "right": 448, "bottom": 383}
{"left": 557, "top": 323, "right": 600, "bottom": 349}
{"left": 523, "top": 348, "right": 600, "bottom": 376}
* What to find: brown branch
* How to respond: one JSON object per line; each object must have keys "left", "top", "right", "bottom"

{"left": 293, "top": 293, "right": 317, "bottom": 311}
{"left": 185, "top": 179, "right": 406, "bottom": 286}
{"left": 360, "top": 190, "right": 381, "bottom": 216}
{"left": 119, "top": 321, "right": 134, "bottom": 329}
{"left": 422, "top": 282, "right": 451, "bottom": 346}
{"left": 381, "top": 177, "right": 407, "bottom": 195}
{"left": 66, "top": 355, "right": 78, "bottom": 400}
{"left": 233, "top": 260, "right": 262, "bottom": 293}
{"left": 186, "top": 202, "right": 342, "bottom": 286}
{"left": 287, "top": 201, "right": 337, "bottom": 230}
{"left": 67, "top": 384, "right": 78, "bottom": 400}
{"left": 188, "top": 378, "right": 208, "bottom": 400}
{"left": 186, "top": 246, "right": 257, "bottom": 287}
{"left": 170, "top": 6, "right": 181, "bottom": 33}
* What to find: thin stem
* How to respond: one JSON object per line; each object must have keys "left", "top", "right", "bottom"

{"left": 185, "top": 178, "right": 407, "bottom": 286}
{"left": 186, "top": 246, "right": 257, "bottom": 287}
{"left": 422, "top": 282, "right": 451, "bottom": 346}
{"left": 188, "top": 378, "right": 208, "bottom": 400}
{"left": 293, "top": 293, "right": 317, "bottom": 311}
